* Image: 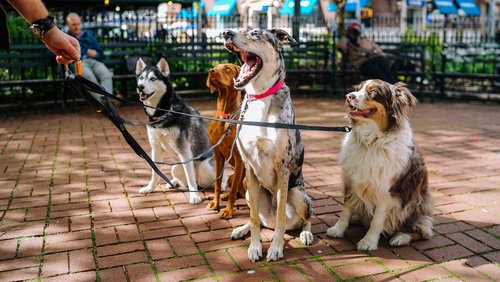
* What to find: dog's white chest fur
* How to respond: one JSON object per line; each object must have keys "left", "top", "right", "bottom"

{"left": 147, "top": 126, "right": 181, "bottom": 159}
{"left": 237, "top": 99, "right": 286, "bottom": 189}
{"left": 341, "top": 122, "right": 413, "bottom": 208}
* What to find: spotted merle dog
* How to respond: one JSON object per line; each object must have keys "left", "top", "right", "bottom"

{"left": 222, "top": 28, "right": 314, "bottom": 262}
{"left": 135, "top": 58, "right": 215, "bottom": 205}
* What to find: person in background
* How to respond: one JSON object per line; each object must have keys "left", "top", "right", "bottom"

{"left": 337, "top": 22, "right": 397, "bottom": 84}
{"left": 1, "top": 0, "right": 80, "bottom": 64}
{"left": 66, "top": 12, "right": 113, "bottom": 98}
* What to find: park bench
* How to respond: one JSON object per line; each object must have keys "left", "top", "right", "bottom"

{"left": 0, "top": 42, "right": 153, "bottom": 111}
{"left": 154, "top": 41, "right": 236, "bottom": 96}
{"left": 335, "top": 42, "right": 426, "bottom": 100}
{"left": 432, "top": 43, "right": 500, "bottom": 102}
{"left": 283, "top": 40, "right": 333, "bottom": 95}
{"left": 0, "top": 44, "right": 65, "bottom": 109}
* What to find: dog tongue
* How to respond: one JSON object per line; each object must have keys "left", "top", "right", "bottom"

{"left": 241, "top": 51, "right": 256, "bottom": 67}
{"left": 351, "top": 108, "right": 373, "bottom": 116}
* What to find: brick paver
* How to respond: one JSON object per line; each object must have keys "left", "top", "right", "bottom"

{"left": 1, "top": 98, "right": 499, "bottom": 281}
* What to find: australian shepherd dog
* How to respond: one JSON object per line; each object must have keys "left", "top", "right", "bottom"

{"left": 327, "top": 79, "right": 433, "bottom": 251}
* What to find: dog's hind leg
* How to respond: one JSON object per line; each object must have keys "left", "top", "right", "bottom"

{"left": 139, "top": 140, "right": 165, "bottom": 194}
{"left": 168, "top": 164, "right": 186, "bottom": 189}
{"left": 390, "top": 232, "right": 420, "bottom": 246}
{"left": 196, "top": 157, "right": 216, "bottom": 188}
{"left": 287, "top": 186, "right": 314, "bottom": 246}
{"left": 230, "top": 221, "right": 250, "bottom": 239}
{"left": 220, "top": 157, "right": 245, "bottom": 219}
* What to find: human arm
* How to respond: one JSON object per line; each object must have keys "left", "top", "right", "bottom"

{"left": 86, "top": 33, "right": 105, "bottom": 61}
{"left": 370, "top": 40, "right": 384, "bottom": 56}
{"left": 7, "top": 0, "right": 80, "bottom": 64}
{"left": 337, "top": 36, "right": 348, "bottom": 54}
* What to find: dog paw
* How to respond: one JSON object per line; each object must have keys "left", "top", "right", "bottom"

{"left": 299, "top": 231, "right": 314, "bottom": 246}
{"left": 248, "top": 244, "right": 262, "bottom": 262}
{"left": 416, "top": 225, "right": 434, "bottom": 240}
{"left": 326, "top": 224, "right": 346, "bottom": 238}
{"left": 390, "top": 232, "right": 412, "bottom": 247}
{"left": 165, "top": 179, "right": 180, "bottom": 190}
{"left": 139, "top": 186, "right": 154, "bottom": 194}
{"left": 219, "top": 208, "right": 233, "bottom": 219}
{"left": 206, "top": 200, "right": 219, "bottom": 211}
{"left": 230, "top": 225, "right": 250, "bottom": 239}
{"left": 220, "top": 193, "right": 229, "bottom": 201}
{"left": 357, "top": 237, "right": 379, "bottom": 251}
{"left": 189, "top": 193, "right": 202, "bottom": 205}
{"left": 266, "top": 242, "right": 284, "bottom": 261}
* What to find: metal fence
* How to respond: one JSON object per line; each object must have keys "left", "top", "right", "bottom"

{"left": 2, "top": 9, "right": 499, "bottom": 107}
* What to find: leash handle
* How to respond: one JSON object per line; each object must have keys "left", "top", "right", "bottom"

{"left": 75, "top": 60, "right": 83, "bottom": 77}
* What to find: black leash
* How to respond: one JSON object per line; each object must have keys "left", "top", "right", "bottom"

{"left": 65, "top": 73, "right": 352, "bottom": 133}
{"left": 64, "top": 70, "right": 351, "bottom": 193}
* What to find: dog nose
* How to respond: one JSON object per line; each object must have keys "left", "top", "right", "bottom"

{"left": 138, "top": 84, "right": 145, "bottom": 91}
{"left": 346, "top": 93, "right": 356, "bottom": 101}
{"left": 221, "top": 30, "right": 234, "bottom": 40}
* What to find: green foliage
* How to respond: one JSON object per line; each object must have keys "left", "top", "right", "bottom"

{"left": 444, "top": 54, "right": 496, "bottom": 74}
{"left": 401, "top": 29, "right": 443, "bottom": 73}
{"left": 7, "top": 14, "right": 30, "bottom": 43}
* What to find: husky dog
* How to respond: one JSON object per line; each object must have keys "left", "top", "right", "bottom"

{"left": 222, "top": 28, "right": 314, "bottom": 262}
{"left": 135, "top": 58, "right": 215, "bottom": 204}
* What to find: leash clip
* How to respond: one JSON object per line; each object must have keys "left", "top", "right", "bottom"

{"left": 344, "top": 126, "right": 352, "bottom": 132}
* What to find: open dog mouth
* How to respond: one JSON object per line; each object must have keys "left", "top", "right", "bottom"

{"left": 225, "top": 43, "right": 262, "bottom": 88}
{"left": 138, "top": 91, "right": 154, "bottom": 101}
{"left": 348, "top": 103, "right": 376, "bottom": 117}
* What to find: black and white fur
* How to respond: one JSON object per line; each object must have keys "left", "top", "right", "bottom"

{"left": 222, "top": 28, "right": 313, "bottom": 262}
{"left": 136, "top": 58, "right": 215, "bottom": 204}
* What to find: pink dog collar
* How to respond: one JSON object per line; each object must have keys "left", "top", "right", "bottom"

{"left": 246, "top": 80, "right": 285, "bottom": 102}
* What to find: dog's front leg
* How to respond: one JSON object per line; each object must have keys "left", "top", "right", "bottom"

{"left": 326, "top": 186, "right": 354, "bottom": 238}
{"left": 246, "top": 168, "right": 263, "bottom": 262}
{"left": 357, "top": 202, "right": 388, "bottom": 251}
{"left": 267, "top": 171, "right": 289, "bottom": 261}
{"left": 207, "top": 151, "right": 224, "bottom": 211}
{"left": 326, "top": 204, "right": 352, "bottom": 238}
{"left": 139, "top": 139, "right": 164, "bottom": 194}
{"left": 178, "top": 148, "right": 202, "bottom": 205}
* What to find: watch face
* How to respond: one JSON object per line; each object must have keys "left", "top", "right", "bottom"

{"left": 30, "top": 26, "right": 42, "bottom": 38}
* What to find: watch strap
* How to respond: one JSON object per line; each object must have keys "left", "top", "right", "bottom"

{"left": 30, "top": 16, "right": 56, "bottom": 38}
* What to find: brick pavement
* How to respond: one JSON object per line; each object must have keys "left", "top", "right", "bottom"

{"left": 0, "top": 98, "right": 499, "bottom": 281}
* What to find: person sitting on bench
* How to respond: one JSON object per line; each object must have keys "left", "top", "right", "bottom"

{"left": 338, "top": 22, "right": 397, "bottom": 84}
{"left": 66, "top": 12, "right": 113, "bottom": 101}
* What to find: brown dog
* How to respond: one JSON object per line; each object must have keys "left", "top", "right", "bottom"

{"left": 206, "top": 63, "right": 246, "bottom": 219}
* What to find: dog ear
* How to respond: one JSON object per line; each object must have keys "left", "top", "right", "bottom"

{"left": 391, "top": 82, "right": 416, "bottom": 122}
{"left": 206, "top": 76, "right": 216, "bottom": 93}
{"left": 156, "top": 58, "right": 171, "bottom": 77}
{"left": 135, "top": 58, "right": 146, "bottom": 76}
{"left": 394, "top": 82, "right": 417, "bottom": 109}
{"left": 269, "top": 28, "right": 297, "bottom": 46}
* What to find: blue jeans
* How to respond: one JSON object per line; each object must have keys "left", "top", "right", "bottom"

{"left": 82, "top": 58, "right": 113, "bottom": 102}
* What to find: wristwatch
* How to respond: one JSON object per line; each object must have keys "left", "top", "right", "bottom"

{"left": 29, "top": 16, "right": 56, "bottom": 38}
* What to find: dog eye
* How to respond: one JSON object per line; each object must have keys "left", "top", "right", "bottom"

{"left": 151, "top": 77, "right": 156, "bottom": 81}
{"left": 139, "top": 76, "right": 144, "bottom": 80}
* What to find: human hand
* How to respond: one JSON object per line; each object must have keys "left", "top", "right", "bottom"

{"left": 87, "top": 49, "right": 97, "bottom": 58}
{"left": 41, "top": 27, "right": 80, "bottom": 64}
